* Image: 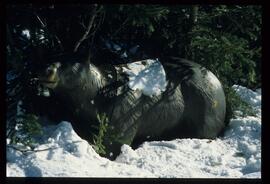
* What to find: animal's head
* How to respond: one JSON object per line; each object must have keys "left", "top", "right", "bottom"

{"left": 30, "top": 62, "right": 62, "bottom": 98}
{"left": 29, "top": 60, "right": 109, "bottom": 140}
{"left": 38, "top": 62, "right": 62, "bottom": 90}
{"left": 33, "top": 61, "right": 106, "bottom": 99}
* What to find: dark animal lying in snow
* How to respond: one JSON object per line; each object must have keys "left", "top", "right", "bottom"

{"left": 32, "top": 57, "right": 226, "bottom": 160}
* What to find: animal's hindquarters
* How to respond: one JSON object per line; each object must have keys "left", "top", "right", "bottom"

{"left": 180, "top": 68, "right": 226, "bottom": 139}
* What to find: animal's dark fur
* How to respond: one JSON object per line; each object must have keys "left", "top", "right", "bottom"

{"left": 32, "top": 57, "right": 226, "bottom": 160}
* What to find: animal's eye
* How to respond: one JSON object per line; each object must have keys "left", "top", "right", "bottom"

{"left": 46, "top": 65, "right": 57, "bottom": 75}
{"left": 46, "top": 68, "right": 53, "bottom": 75}
{"left": 45, "top": 62, "right": 61, "bottom": 72}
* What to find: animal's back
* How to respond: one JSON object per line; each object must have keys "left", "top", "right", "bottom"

{"left": 168, "top": 58, "right": 226, "bottom": 138}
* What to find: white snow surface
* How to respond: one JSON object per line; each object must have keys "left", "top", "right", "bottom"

{"left": 122, "top": 59, "right": 168, "bottom": 96}
{"left": 6, "top": 85, "right": 261, "bottom": 178}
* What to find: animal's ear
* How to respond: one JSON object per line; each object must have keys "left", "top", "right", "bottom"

{"left": 53, "top": 62, "right": 61, "bottom": 69}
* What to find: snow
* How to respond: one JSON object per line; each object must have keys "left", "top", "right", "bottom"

{"left": 6, "top": 85, "right": 261, "bottom": 178}
{"left": 105, "top": 40, "right": 121, "bottom": 51}
{"left": 22, "top": 29, "right": 31, "bottom": 39}
{"left": 232, "top": 85, "right": 261, "bottom": 116}
{"left": 122, "top": 59, "right": 168, "bottom": 96}
{"left": 6, "top": 122, "right": 154, "bottom": 177}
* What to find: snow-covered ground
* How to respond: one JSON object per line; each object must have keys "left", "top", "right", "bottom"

{"left": 6, "top": 85, "right": 261, "bottom": 178}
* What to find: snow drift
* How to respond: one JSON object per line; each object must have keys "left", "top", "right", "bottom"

{"left": 6, "top": 85, "right": 261, "bottom": 178}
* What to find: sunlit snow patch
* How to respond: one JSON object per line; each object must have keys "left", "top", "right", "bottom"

{"left": 122, "top": 59, "right": 168, "bottom": 96}
{"left": 22, "top": 29, "right": 31, "bottom": 39}
{"left": 232, "top": 85, "right": 261, "bottom": 113}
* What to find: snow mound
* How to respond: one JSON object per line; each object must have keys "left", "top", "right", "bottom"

{"left": 223, "top": 86, "right": 261, "bottom": 177}
{"left": 6, "top": 122, "right": 154, "bottom": 177}
{"left": 6, "top": 85, "right": 261, "bottom": 178}
{"left": 232, "top": 85, "right": 261, "bottom": 116}
{"left": 122, "top": 59, "right": 168, "bottom": 96}
{"left": 232, "top": 85, "right": 261, "bottom": 108}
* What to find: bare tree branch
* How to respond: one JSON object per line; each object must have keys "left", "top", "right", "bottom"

{"left": 73, "top": 4, "right": 98, "bottom": 53}
{"left": 55, "top": 35, "right": 64, "bottom": 51}
{"left": 35, "top": 14, "right": 46, "bottom": 28}
{"left": 111, "top": 17, "right": 129, "bottom": 38}
{"left": 89, "top": 10, "right": 105, "bottom": 47}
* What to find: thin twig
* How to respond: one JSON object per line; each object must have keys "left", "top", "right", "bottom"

{"left": 54, "top": 35, "right": 64, "bottom": 51}
{"left": 7, "top": 140, "right": 84, "bottom": 155}
{"left": 35, "top": 12, "right": 64, "bottom": 52}
{"left": 7, "top": 144, "right": 59, "bottom": 155}
{"left": 35, "top": 14, "right": 46, "bottom": 28}
{"left": 73, "top": 4, "right": 98, "bottom": 53}
{"left": 89, "top": 10, "right": 105, "bottom": 48}
{"left": 111, "top": 17, "right": 129, "bottom": 38}
{"left": 225, "top": 13, "right": 245, "bottom": 34}
{"left": 80, "top": 22, "right": 87, "bottom": 30}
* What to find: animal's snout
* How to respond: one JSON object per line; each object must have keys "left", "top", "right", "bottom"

{"left": 46, "top": 67, "right": 57, "bottom": 76}
{"left": 37, "top": 62, "right": 61, "bottom": 88}
{"left": 43, "top": 67, "right": 57, "bottom": 82}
